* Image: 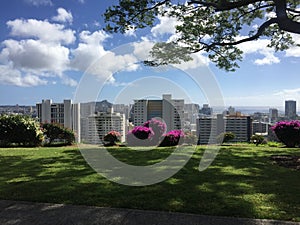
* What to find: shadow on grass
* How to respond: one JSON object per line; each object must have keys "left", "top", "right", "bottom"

{"left": 0, "top": 146, "right": 299, "bottom": 221}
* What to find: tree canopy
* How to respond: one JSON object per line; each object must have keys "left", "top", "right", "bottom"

{"left": 104, "top": 0, "right": 300, "bottom": 71}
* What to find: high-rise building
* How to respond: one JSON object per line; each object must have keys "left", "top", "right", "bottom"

{"left": 81, "top": 110, "right": 126, "bottom": 144}
{"left": 197, "top": 114, "right": 252, "bottom": 144}
{"left": 252, "top": 121, "right": 270, "bottom": 135}
{"left": 36, "top": 99, "right": 80, "bottom": 142}
{"left": 269, "top": 108, "right": 278, "bottom": 123}
{"left": 131, "top": 94, "right": 184, "bottom": 131}
{"left": 285, "top": 100, "right": 297, "bottom": 120}
{"left": 199, "top": 104, "right": 213, "bottom": 116}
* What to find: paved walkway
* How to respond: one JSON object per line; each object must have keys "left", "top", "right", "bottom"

{"left": 0, "top": 200, "right": 299, "bottom": 225}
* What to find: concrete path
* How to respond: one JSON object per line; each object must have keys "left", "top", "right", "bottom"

{"left": 0, "top": 200, "right": 299, "bottom": 225}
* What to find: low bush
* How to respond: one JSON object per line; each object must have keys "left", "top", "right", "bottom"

{"left": 251, "top": 134, "right": 265, "bottom": 146}
{"left": 0, "top": 114, "right": 43, "bottom": 147}
{"left": 103, "top": 131, "right": 121, "bottom": 146}
{"left": 271, "top": 121, "right": 300, "bottom": 147}
{"left": 42, "top": 123, "right": 75, "bottom": 146}
{"left": 159, "top": 130, "right": 184, "bottom": 147}
{"left": 126, "top": 126, "right": 154, "bottom": 146}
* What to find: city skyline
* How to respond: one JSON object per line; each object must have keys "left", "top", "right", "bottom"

{"left": 1, "top": 1, "right": 300, "bottom": 109}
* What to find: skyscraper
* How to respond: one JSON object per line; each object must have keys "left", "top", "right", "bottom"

{"left": 131, "top": 94, "right": 184, "bottom": 131}
{"left": 285, "top": 100, "right": 297, "bottom": 120}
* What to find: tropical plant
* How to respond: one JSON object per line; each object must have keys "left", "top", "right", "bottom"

{"left": 42, "top": 123, "right": 75, "bottom": 146}
{"left": 143, "top": 118, "right": 167, "bottom": 145}
{"left": 217, "top": 132, "right": 235, "bottom": 144}
{"left": 0, "top": 114, "right": 43, "bottom": 147}
{"left": 126, "top": 126, "right": 154, "bottom": 146}
{"left": 251, "top": 134, "right": 265, "bottom": 146}
{"left": 103, "top": 131, "right": 121, "bottom": 146}
{"left": 271, "top": 120, "right": 300, "bottom": 147}
{"left": 159, "top": 130, "right": 184, "bottom": 147}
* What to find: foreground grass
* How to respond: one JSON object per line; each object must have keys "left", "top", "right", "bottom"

{"left": 0, "top": 144, "right": 299, "bottom": 221}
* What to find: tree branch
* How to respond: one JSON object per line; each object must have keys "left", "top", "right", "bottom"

{"left": 126, "top": 0, "right": 169, "bottom": 25}
{"left": 274, "top": 0, "right": 300, "bottom": 34}
{"left": 188, "top": 0, "right": 262, "bottom": 11}
{"left": 202, "top": 18, "right": 278, "bottom": 48}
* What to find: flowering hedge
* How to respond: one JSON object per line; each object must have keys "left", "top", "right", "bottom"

{"left": 103, "top": 131, "right": 121, "bottom": 146}
{"left": 126, "top": 126, "right": 154, "bottom": 146}
{"left": 143, "top": 118, "right": 166, "bottom": 145}
{"left": 159, "top": 130, "right": 184, "bottom": 147}
{"left": 271, "top": 121, "right": 300, "bottom": 147}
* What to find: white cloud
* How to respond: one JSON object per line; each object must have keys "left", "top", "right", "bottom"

{"left": 124, "top": 27, "right": 136, "bottom": 37}
{"left": 285, "top": 34, "right": 300, "bottom": 57}
{"left": 132, "top": 38, "right": 154, "bottom": 61}
{"left": 52, "top": 8, "right": 73, "bottom": 24}
{"left": 274, "top": 88, "right": 300, "bottom": 98}
{"left": 237, "top": 37, "right": 280, "bottom": 65}
{"left": 0, "top": 17, "right": 76, "bottom": 87}
{"left": 173, "top": 53, "right": 209, "bottom": 70}
{"left": 24, "top": 0, "right": 53, "bottom": 6}
{"left": 254, "top": 51, "right": 280, "bottom": 65}
{"left": 7, "top": 19, "right": 75, "bottom": 44}
{"left": 71, "top": 30, "right": 139, "bottom": 82}
{"left": 0, "top": 65, "right": 47, "bottom": 87}
{"left": 61, "top": 76, "right": 78, "bottom": 87}
{"left": 78, "top": 0, "right": 85, "bottom": 3}
{"left": 1, "top": 39, "right": 70, "bottom": 73}
{"left": 151, "top": 15, "right": 181, "bottom": 37}
{"left": 71, "top": 30, "right": 110, "bottom": 71}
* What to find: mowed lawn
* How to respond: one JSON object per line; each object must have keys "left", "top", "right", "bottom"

{"left": 0, "top": 144, "right": 299, "bottom": 222}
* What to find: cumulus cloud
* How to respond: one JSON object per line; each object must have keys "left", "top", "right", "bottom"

{"left": 70, "top": 30, "right": 140, "bottom": 82}
{"left": 1, "top": 39, "right": 70, "bottom": 73}
{"left": 7, "top": 19, "right": 75, "bottom": 44}
{"left": 70, "top": 30, "right": 110, "bottom": 71}
{"left": 0, "top": 16, "right": 75, "bottom": 87}
{"left": 237, "top": 37, "right": 280, "bottom": 65}
{"left": 0, "top": 65, "right": 47, "bottom": 87}
{"left": 52, "top": 8, "right": 73, "bottom": 24}
{"left": 151, "top": 15, "right": 181, "bottom": 37}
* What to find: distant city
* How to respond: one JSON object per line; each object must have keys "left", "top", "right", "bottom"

{"left": 0, "top": 96, "right": 298, "bottom": 144}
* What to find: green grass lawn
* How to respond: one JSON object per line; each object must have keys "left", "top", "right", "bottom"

{"left": 0, "top": 144, "right": 299, "bottom": 221}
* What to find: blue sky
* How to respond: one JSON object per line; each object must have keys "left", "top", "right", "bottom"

{"left": 1, "top": 0, "right": 300, "bottom": 111}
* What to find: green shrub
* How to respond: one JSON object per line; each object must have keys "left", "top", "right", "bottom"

{"left": 0, "top": 114, "right": 43, "bottom": 147}
{"left": 217, "top": 132, "right": 235, "bottom": 144}
{"left": 251, "top": 134, "right": 265, "bottom": 146}
{"left": 103, "top": 131, "right": 121, "bottom": 146}
{"left": 42, "top": 123, "right": 75, "bottom": 146}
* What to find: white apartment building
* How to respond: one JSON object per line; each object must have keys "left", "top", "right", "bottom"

{"left": 81, "top": 110, "right": 126, "bottom": 144}
{"left": 197, "top": 114, "right": 252, "bottom": 144}
{"left": 36, "top": 99, "right": 80, "bottom": 142}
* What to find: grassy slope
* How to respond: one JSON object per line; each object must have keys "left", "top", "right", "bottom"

{"left": 0, "top": 144, "right": 299, "bottom": 221}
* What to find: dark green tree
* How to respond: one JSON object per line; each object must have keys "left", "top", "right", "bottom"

{"left": 104, "top": 0, "right": 300, "bottom": 71}
{"left": 103, "top": 131, "right": 121, "bottom": 146}
{"left": 0, "top": 114, "right": 43, "bottom": 147}
{"left": 217, "top": 132, "right": 235, "bottom": 144}
{"left": 42, "top": 123, "right": 75, "bottom": 146}
{"left": 251, "top": 134, "right": 265, "bottom": 146}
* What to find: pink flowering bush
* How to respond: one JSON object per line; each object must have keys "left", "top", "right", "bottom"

{"left": 143, "top": 118, "right": 166, "bottom": 145}
{"left": 159, "top": 130, "right": 185, "bottom": 147}
{"left": 103, "top": 131, "right": 121, "bottom": 146}
{"left": 271, "top": 121, "right": 300, "bottom": 147}
{"left": 126, "top": 126, "right": 154, "bottom": 146}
